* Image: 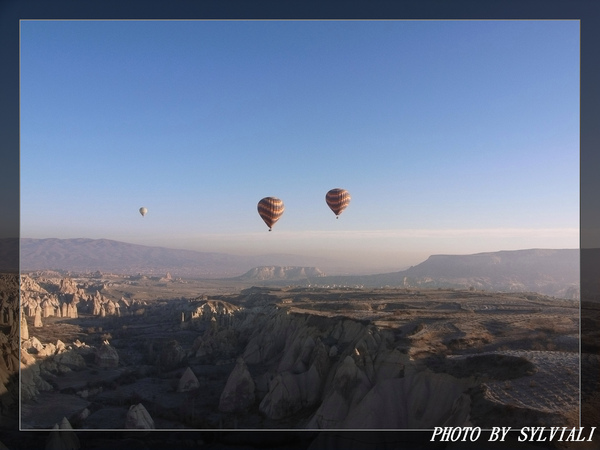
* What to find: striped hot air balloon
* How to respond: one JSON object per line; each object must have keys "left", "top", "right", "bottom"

{"left": 257, "top": 197, "right": 285, "bottom": 231}
{"left": 326, "top": 188, "right": 351, "bottom": 218}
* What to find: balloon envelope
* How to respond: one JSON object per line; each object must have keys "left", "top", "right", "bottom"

{"left": 139, "top": 207, "right": 148, "bottom": 217}
{"left": 257, "top": 197, "right": 284, "bottom": 231}
{"left": 326, "top": 188, "right": 351, "bottom": 217}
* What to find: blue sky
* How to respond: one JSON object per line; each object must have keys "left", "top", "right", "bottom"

{"left": 20, "top": 20, "right": 579, "bottom": 273}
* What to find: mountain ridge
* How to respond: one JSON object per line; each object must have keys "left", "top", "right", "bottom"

{"left": 301, "top": 248, "right": 580, "bottom": 299}
{"left": 19, "top": 238, "right": 337, "bottom": 278}
{"left": 19, "top": 238, "right": 579, "bottom": 298}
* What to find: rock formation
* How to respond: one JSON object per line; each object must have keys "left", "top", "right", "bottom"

{"left": 157, "top": 340, "right": 185, "bottom": 370}
{"left": 54, "top": 349, "right": 86, "bottom": 370}
{"left": 34, "top": 308, "right": 43, "bottom": 327}
{"left": 95, "top": 341, "right": 119, "bottom": 368}
{"left": 58, "top": 277, "right": 78, "bottom": 295}
{"left": 20, "top": 312, "right": 29, "bottom": 340}
{"left": 19, "top": 276, "right": 82, "bottom": 321}
{"left": 192, "top": 327, "right": 238, "bottom": 360}
{"left": 185, "top": 299, "right": 241, "bottom": 326}
{"left": 67, "top": 302, "right": 78, "bottom": 318}
{"left": 20, "top": 274, "right": 47, "bottom": 294}
{"left": 230, "top": 302, "right": 477, "bottom": 428}
{"left": 219, "top": 357, "right": 255, "bottom": 413}
{"left": 21, "top": 336, "right": 44, "bottom": 354}
{"left": 177, "top": 367, "right": 200, "bottom": 392}
{"left": 125, "top": 403, "right": 155, "bottom": 429}
{"left": 20, "top": 353, "right": 53, "bottom": 401}
{"left": 45, "top": 417, "right": 80, "bottom": 450}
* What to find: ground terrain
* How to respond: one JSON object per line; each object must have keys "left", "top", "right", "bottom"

{"left": 19, "top": 274, "right": 583, "bottom": 436}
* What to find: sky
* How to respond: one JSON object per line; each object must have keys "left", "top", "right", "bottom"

{"left": 20, "top": 20, "right": 579, "bottom": 274}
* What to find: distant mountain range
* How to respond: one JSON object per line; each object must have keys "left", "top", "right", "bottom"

{"left": 19, "top": 238, "right": 335, "bottom": 278}
{"left": 19, "top": 239, "right": 579, "bottom": 299}
{"left": 235, "top": 249, "right": 579, "bottom": 299}
{"left": 297, "top": 249, "right": 580, "bottom": 299}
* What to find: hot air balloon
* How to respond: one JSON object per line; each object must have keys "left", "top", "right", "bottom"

{"left": 139, "top": 207, "right": 148, "bottom": 217}
{"left": 257, "top": 197, "right": 284, "bottom": 231}
{"left": 326, "top": 188, "right": 351, "bottom": 218}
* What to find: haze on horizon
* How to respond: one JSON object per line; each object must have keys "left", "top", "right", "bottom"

{"left": 20, "top": 20, "right": 579, "bottom": 274}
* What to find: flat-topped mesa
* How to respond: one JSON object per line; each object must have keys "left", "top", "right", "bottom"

{"left": 237, "top": 266, "right": 326, "bottom": 281}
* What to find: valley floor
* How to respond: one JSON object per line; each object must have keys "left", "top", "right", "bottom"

{"left": 20, "top": 280, "right": 583, "bottom": 435}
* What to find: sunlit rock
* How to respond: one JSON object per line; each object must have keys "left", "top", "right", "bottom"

{"left": 39, "top": 342, "right": 56, "bottom": 358}
{"left": 61, "top": 302, "right": 68, "bottom": 319}
{"left": 22, "top": 336, "right": 44, "bottom": 354}
{"left": 34, "top": 307, "right": 43, "bottom": 327}
{"left": 20, "top": 312, "right": 29, "bottom": 340}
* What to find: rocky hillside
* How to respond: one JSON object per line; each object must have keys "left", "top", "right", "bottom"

{"left": 234, "top": 266, "right": 326, "bottom": 281}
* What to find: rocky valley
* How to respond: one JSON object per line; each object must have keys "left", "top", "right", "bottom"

{"left": 14, "top": 273, "right": 586, "bottom": 436}
{"left": 0, "top": 243, "right": 596, "bottom": 449}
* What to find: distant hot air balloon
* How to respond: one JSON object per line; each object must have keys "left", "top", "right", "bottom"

{"left": 326, "top": 188, "right": 351, "bottom": 218}
{"left": 257, "top": 197, "right": 284, "bottom": 231}
{"left": 139, "top": 207, "right": 148, "bottom": 217}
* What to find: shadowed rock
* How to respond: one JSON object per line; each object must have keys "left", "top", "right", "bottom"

{"left": 177, "top": 367, "right": 200, "bottom": 392}
{"left": 342, "top": 372, "right": 473, "bottom": 428}
{"left": 125, "top": 403, "right": 154, "bottom": 429}
{"left": 45, "top": 417, "right": 80, "bottom": 449}
{"left": 219, "top": 357, "right": 255, "bottom": 413}
{"left": 54, "top": 350, "right": 86, "bottom": 370}
{"left": 20, "top": 355, "right": 53, "bottom": 401}
{"left": 95, "top": 342, "right": 119, "bottom": 368}
{"left": 157, "top": 340, "right": 185, "bottom": 370}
